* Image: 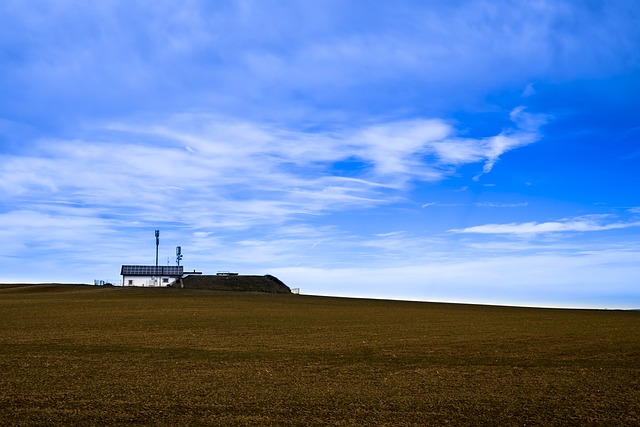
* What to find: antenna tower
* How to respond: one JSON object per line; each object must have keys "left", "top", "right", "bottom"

{"left": 176, "top": 246, "right": 183, "bottom": 266}
{"left": 155, "top": 230, "right": 160, "bottom": 268}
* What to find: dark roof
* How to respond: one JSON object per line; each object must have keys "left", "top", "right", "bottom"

{"left": 121, "top": 265, "right": 184, "bottom": 276}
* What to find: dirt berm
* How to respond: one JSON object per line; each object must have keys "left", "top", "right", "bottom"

{"left": 176, "top": 274, "right": 291, "bottom": 294}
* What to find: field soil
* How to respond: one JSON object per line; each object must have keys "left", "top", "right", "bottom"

{"left": 0, "top": 284, "right": 639, "bottom": 426}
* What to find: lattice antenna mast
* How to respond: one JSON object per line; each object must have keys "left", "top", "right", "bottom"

{"left": 155, "top": 230, "right": 160, "bottom": 269}
{"left": 176, "top": 246, "right": 183, "bottom": 266}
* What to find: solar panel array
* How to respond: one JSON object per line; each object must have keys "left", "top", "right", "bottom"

{"left": 121, "top": 265, "right": 184, "bottom": 276}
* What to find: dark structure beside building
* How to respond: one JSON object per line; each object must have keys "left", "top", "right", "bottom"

{"left": 175, "top": 274, "right": 291, "bottom": 294}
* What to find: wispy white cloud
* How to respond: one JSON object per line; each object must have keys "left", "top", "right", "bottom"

{"left": 475, "top": 107, "right": 547, "bottom": 180}
{"left": 423, "top": 201, "right": 528, "bottom": 208}
{"left": 0, "top": 108, "right": 547, "bottom": 285}
{"left": 474, "top": 202, "right": 529, "bottom": 208}
{"left": 424, "top": 106, "right": 547, "bottom": 183}
{"left": 451, "top": 215, "right": 640, "bottom": 235}
{"left": 522, "top": 83, "right": 536, "bottom": 97}
{"left": 351, "top": 119, "right": 451, "bottom": 180}
{"left": 1, "top": 109, "right": 542, "bottom": 235}
{"left": 421, "top": 202, "right": 460, "bottom": 208}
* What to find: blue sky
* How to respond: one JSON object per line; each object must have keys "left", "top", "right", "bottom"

{"left": 1, "top": 1, "right": 639, "bottom": 308}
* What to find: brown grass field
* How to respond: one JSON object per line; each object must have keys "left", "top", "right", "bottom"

{"left": 0, "top": 284, "right": 638, "bottom": 426}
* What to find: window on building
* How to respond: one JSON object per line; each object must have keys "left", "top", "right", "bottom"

{"left": 128, "top": 280, "right": 133, "bottom": 285}
{"left": 162, "top": 278, "right": 169, "bottom": 283}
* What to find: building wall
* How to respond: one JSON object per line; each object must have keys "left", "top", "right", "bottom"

{"left": 122, "top": 275, "right": 177, "bottom": 287}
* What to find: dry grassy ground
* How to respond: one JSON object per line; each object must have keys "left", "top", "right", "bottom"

{"left": 0, "top": 284, "right": 638, "bottom": 426}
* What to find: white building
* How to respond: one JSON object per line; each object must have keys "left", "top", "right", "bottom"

{"left": 120, "top": 265, "right": 184, "bottom": 287}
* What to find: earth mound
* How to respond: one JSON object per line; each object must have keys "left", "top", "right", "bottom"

{"left": 177, "top": 274, "right": 291, "bottom": 294}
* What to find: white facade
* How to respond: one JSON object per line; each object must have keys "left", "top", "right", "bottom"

{"left": 120, "top": 265, "right": 184, "bottom": 287}
{"left": 122, "top": 275, "right": 176, "bottom": 287}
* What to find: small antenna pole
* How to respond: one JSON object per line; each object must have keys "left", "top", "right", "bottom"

{"left": 176, "top": 246, "right": 183, "bottom": 266}
{"left": 155, "top": 230, "right": 160, "bottom": 268}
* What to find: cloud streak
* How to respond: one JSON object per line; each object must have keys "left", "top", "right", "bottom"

{"left": 423, "top": 202, "right": 529, "bottom": 208}
{"left": 451, "top": 215, "right": 640, "bottom": 235}
{"left": 1, "top": 108, "right": 542, "bottom": 234}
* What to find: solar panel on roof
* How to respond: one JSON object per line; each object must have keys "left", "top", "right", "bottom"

{"left": 121, "top": 265, "right": 184, "bottom": 276}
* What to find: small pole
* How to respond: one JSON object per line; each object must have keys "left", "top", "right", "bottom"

{"left": 176, "top": 246, "right": 182, "bottom": 266}
{"left": 155, "top": 230, "right": 160, "bottom": 269}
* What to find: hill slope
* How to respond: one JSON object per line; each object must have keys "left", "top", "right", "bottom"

{"left": 176, "top": 274, "right": 291, "bottom": 294}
